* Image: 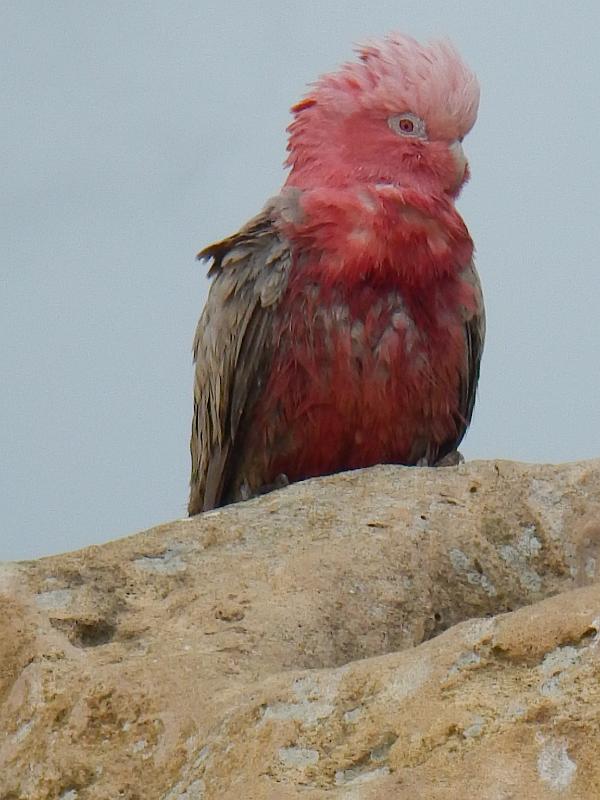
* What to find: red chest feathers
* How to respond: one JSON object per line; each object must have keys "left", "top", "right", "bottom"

{"left": 253, "top": 272, "right": 474, "bottom": 480}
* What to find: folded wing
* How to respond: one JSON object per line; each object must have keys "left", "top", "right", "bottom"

{"left": 189, "top": 207, "right": 292, "bottom": 513}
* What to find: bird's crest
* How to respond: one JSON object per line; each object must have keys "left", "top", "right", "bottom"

{"left": 290, "top": 33, "right": 479, "bottom": 140}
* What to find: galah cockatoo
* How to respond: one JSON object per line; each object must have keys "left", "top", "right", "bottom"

{"left": 189, "top": 33, "right": 484, "bottom": 514}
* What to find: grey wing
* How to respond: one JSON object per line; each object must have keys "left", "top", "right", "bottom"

{"left": 188, "top": 208, "right": 292, "bottom": 514}
{"left": 439, "top": 261, "right": 485, "bottom": 461}
{"left": 457, "top": 261, "right": 486, "bottom": 436}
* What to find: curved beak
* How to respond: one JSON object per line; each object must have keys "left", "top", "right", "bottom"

{"left": 448, "top": 139, "right": 468, "bottom": 192}
{"left": 450, "top": 139, "right": 467, "bottom": 172}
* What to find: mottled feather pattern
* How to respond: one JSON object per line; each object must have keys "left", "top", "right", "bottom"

{"left": 189, "top": 208, "right": 291, "bottom": 512}
{"left": 189, "top": 33, "right": 485, "bottom": 513}
{"left": 459, "top": 265, "right": 486, "bottom": 428}
{"left": 238, "top": 255, "right": 483, "bottom": 487}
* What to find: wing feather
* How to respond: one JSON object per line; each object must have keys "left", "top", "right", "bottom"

{"left": 189, "top": 208, "right": 292, "bottom": 514}
{"left": 453, "top": 261, "right": 485, "bottom": 451}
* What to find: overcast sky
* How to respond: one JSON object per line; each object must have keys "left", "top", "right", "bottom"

{"left": 2, "top": 2, "right": 599, "bottom": 561}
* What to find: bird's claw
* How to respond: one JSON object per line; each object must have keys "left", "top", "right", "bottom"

{"left": 435, "top": 450, "right": 464, "bottom": 467}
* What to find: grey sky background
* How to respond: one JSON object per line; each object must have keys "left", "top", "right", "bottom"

{"left": 2, "top": 2, "right": 599, "bottom": 561}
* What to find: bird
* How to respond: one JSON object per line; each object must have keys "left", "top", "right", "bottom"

{"left": 188, "top": 32, "right": 485, "bottom": 515}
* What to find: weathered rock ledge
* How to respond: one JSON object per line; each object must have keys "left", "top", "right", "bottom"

{"left": 2, "top": 459, "right": 600, "bottom": 798}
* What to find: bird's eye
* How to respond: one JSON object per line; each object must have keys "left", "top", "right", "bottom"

{"left": 388, "top": 112, "right": 426, "bottom": 139}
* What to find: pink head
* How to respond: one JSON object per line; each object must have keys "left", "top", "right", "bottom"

{"left": 285, "top": 33, "right": 480, "bottom": 196}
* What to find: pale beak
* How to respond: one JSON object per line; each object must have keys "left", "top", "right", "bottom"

{"left": 450, "top": 139, "right": 467, "bottom": 172}
{"left": 449, "top": 139, "right": 468, "bottom": 190}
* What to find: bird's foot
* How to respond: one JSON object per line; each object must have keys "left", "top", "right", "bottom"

{"left": 435, "top": 450, "right": 464, "bottom": 467}
{"left": 239, "top": 474, "right": 290, "bottom": 502}
{"left": 257, "top": 473, "right": 290, "bottom": 495}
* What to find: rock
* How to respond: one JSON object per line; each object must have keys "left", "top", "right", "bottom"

{"left": 1, "top": 459, "right": 600, "bottom": 798}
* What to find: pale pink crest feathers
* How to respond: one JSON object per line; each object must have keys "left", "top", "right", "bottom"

{"left": 290, "top": 33, "right": 479, "bottom": 142}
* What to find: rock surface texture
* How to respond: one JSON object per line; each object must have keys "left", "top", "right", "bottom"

{"left": 2, "top": 460, "right": 600, "bottom": 799}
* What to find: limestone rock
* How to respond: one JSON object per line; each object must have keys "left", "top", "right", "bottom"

{"left": 1, "top": 459, "right": 600, "bottom": 798}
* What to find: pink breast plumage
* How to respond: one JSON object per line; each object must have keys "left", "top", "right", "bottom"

{"left": 252, "top": 270, "right": 472, "bottom": 481}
